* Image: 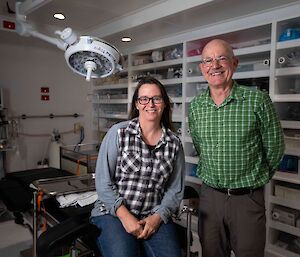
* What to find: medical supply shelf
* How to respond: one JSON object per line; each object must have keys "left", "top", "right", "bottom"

{"left": 92, "top": 72, "right": 129, "bottom": 132}
{"left": 91, "top": 4, "right": 300, "bottom": 256}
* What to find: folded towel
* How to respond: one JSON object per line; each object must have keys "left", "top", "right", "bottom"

{"left": 56, "top": 191, "right": 98, "bottom": 208}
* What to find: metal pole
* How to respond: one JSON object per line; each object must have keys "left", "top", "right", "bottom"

{"left": 33, "top": 191, "right": 38, "bottom": 257}
{"left": 186, "top": 208, "right": 191, "bottom": 257}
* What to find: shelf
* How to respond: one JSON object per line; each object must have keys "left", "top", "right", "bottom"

{"left": 97, "top": 114, "right": 128, "bottom": 119}
{"left": 131, "top": 58, "right": 182, "bottom": 71}
{"left": 232, "top": 69, "right": 270, "bottom": 79}
{"left": 171, "top": 97, "right": 183, "bottom": 103}
{"left": 276, "top": 67, "right": 300, "bottom": 76}
{"left": 233, "top": 44, "right": 271, "bottom": 56}
{"left": 172, "top": 115, "right": 182, "bottom": 122}
{"left": 186, "top": 56, "right": 201, "bottom": 63}
{"left": 277, "top": 38, "right": 300, "bottom": 50}
{"left": 186, "top": 76, "right": 207, "bottom": 83}
{"left": 160, "top": 78, "right": 182, "bottom": 85}
{"left": 267, "top": 244, "right": 300, "bottom": 257}
{"left": 273, "top": 171, "right": 300, "bottom": 185}
{"left": 284, "top": 137, "right": 300, "bottom": 155}
{"left": 93, "top": 82, "right": 128, "bottom": 90}
{"left": 269, "top": 220, "right": 300, "bottom": 237}
{"left": 273, "top": 95, "right": 300, "bottom": 102}
{"left": 269, "top": 195, "right": 300, "bottom": 210}
{"left": 281, "top": 121, "right": 300, "bottom": 129}
{"left": 94, "top": 99, "right": 128, "bottom": 104}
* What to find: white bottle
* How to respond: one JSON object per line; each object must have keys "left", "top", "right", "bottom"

{"left": 49, "top": 140, "right": 62, "bottom": 169}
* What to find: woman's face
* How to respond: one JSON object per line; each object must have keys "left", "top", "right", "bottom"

{"left": 136, "top": 83, "right": 165, "bottom": 123}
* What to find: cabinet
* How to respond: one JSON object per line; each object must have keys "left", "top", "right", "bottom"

{"left": 265, "top": 15, "right": 300, "bottom": 257}
{"left": 92, "top": 66, "right": 129, "bottom": 133}
{"left": 91, "top": 4, "right": 300, "bottom": 257}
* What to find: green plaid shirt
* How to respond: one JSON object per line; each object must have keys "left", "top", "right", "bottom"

{"left": 188, "top": 81, "right": 284, "bottom": 189}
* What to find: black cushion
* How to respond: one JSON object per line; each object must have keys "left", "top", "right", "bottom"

{"left": 37, "top": 215, "right": 100, "bottom": 257}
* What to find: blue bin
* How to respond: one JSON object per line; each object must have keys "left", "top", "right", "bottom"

{"left": 279, "top": 28, "right": 300, "bottom": 42}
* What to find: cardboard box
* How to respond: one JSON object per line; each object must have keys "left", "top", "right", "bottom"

{"left": 274, "top": 185, "right": 300, "bottom": 201}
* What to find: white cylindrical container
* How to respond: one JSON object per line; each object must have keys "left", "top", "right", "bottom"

{"left": 278, "top": 56, "right": 286, "bottom": 64}
{"left": 263, "top": 59, "right": 270, "bottom": 66}
{"left": 49, "top": 141, "right": 62, "bottom": 169}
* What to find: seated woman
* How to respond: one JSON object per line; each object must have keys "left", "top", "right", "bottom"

{"left": 90, "top": 76, "right": 185, "bottom": 257}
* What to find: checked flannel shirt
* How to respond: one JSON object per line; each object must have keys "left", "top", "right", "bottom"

{"left": 188, "top": 81, "right": 284, "bottom": 189}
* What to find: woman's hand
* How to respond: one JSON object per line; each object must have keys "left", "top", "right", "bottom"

{"left": 137, "top": 213, "right": 162, "bottom": 239}
{"left": 116, "top": 205, "right": 143, "bottom": 237}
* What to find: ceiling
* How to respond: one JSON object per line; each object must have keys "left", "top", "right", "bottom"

{"left": 1, "top": 0, "right": 300, "bottom": 53}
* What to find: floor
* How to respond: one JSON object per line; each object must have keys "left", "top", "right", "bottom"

{"left": 0, "top": 200, "right": 32, "bottom": 257}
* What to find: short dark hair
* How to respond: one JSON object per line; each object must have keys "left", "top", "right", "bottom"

{"left": 129, "top": 76, "right": 174, "bottom": 131}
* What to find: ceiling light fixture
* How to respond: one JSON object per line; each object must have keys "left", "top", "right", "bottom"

{"left": 53, "top": 13, "right": 65, "bottom": 20}
{"left": 121, "top": 37, "right": 132, "bottom": 42}
{"left": 14, "top": 1, "right": 122, "bottom": 81}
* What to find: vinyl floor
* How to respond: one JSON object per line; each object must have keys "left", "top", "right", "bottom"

{"left": 0, "top": 200, "right": 32, "bottom": 257}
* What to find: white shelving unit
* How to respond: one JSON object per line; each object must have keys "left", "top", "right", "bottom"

{"left": 92, "top": 4, "right": 300, "bottom": 256}
{"left": 265, "top": 14, "right": 300, "bottom": 257}
{"left": 92, "top": 69, "right": 129, "bottom": 133}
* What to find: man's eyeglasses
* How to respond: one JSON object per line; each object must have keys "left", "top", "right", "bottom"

{"left": 137, "top": 96, "right": 163, "bottom": 105}
{"left": 200, "top": 56, "right": 232, "bottom": 67}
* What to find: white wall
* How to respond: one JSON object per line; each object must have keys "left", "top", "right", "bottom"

{"left": 0, "top": 39, "right": 97, "bottom": 172}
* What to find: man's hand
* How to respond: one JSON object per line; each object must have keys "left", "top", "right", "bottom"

{"left": 137, "top": 213, "right": 162, "bottom": 239}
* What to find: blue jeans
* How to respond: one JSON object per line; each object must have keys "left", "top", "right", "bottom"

{"left": 90, "top": 214, "right": 182, "bottom": 257}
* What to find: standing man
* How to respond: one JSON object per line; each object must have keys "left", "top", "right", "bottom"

{"left": 188, "top": 39, "right": 284, "bottom": 257}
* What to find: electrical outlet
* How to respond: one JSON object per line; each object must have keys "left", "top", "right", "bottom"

{"left": 74, "top": 123, "right": 82, "bottom": 133}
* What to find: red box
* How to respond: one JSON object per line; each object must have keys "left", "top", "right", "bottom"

{"left": 3, "top": 20, "right": 15, "bottom": 30}
{"left": 41, "top": 87, "right": 49, "bottom": 93}
{"left": 41, "top": 95, "right": 50, "bottom": 101}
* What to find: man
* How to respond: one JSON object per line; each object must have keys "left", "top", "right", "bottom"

{"left": 188, "top": 39, "right": 284, "bottom": 257}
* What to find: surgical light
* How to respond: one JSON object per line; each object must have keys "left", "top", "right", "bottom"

{"left": 15, "top": 2, "right": 122, "bottom": 81}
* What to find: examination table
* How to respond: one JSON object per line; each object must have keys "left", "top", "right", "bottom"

{"left": 0, "top": 168, "right": 198, "bottom": 257}
{"left": 0, "top": 168, "right": 100, "bottom": 257}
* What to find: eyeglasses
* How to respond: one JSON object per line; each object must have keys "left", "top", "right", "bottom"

{"left": 200, "top": 56, "right": 232, "bottom": 67}
{"left": 137, "top": 96, "right": 163, "bottom": 105}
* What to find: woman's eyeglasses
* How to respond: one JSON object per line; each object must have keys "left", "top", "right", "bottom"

{"left": 200, "top": 56, "right": 232, "bottom": 67}
{"left": 137, "top": 96, "right": 163, "bottom": 105}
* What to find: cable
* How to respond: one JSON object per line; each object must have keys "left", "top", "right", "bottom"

{"left": 73, "top": 126, "right": 85, "bottom": 151}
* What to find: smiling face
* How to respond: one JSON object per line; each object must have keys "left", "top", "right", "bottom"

{"left": 199, "top": 39, "right": 239, "bottom": 89}
{"left": 136, "top": 83, "right": 165, "bottom": 124}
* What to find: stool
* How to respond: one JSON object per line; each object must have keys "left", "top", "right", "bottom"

{"left": 177, "top": 185, "right": 199, "bottom": 257}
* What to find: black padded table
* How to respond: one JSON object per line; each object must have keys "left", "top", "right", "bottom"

{"left": 0, "top": 168, "right": 73, "bottom": 214}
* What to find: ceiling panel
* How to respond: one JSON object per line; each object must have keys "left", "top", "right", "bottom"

{"left": 26, "top": 0, "right": 164, "bottom": 33}
{"left": 1, "top": 0, "right": 299, "bottom": 52}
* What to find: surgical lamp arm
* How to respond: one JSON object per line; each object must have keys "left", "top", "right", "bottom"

{"left": 15, "top": 1, "right": 122, "bottom": 81}
{"left": 15, "top": 2, "right": 72, "bottom": 51}
{"left": 22, "top": 27, "right": 68, "bottom": 51}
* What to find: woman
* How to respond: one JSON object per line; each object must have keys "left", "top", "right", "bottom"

{"left": 90, "top": 76, "right": 185, "bottom": 257}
